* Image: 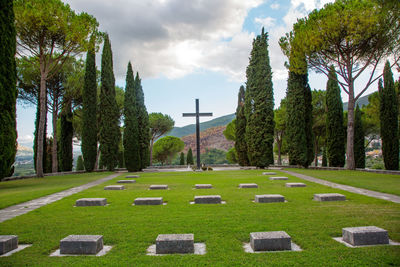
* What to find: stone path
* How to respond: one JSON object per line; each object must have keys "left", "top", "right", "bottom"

{"left": 0, "top": 173, "right": 120, "bottom": 223}
{"left": 282, "top": 170, "right": 400, "bottom": 204}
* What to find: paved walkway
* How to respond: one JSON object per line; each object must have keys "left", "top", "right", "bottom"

{"left": 0, "top": 173, "right": 120, "bottom": 223}
{"left": 282, "top": 170, "right": 400, "bottom": 204}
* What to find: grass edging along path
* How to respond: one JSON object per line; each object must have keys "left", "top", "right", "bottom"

{"left": 285, "top": 168, "right": 400, "bottom": 196}
{"left": 0, "top": 172, "right": 112, "bottom": 209}
{"left": 0, "top": 170, "right": 399, "bottom": 266}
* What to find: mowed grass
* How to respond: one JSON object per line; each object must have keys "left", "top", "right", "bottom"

{"left": 0, "top": 170, "right": 399, "bottom": 266}
{"left": 0, "top": 172, "right": 112, "bottom": 209}
{"left": 286, "top": 168, "right": 400, "bottom": 196}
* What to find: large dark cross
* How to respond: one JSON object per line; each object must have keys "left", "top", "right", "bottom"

{"left": 183, "top": 99, "right": 213, "bottom": 170}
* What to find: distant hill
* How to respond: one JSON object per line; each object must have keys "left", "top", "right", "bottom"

{"left": 167, "top": 113, "right": 235, "bottom": 138}
{"left": 343, "top": 92, "right": 374, "bottom": 110}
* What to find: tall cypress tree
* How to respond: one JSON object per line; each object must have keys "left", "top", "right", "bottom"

{"left": 59, "top": 100, "right": 73, "bottom": 171}
{"left": 99, "top": 34, "right": 120, "bottom": 171}
{"left": 135, "top": 73, "right": 150, "bottom": 170}
{"left": 304, "top": 81, "right": 314, "bottom": 166}
{"left": 82, "top": 36, "right": 97, "bottom": 171}
{"left": 179, "top": 152, "right": 185, "bottom": 165}
{"left": 0, "top": 0, "right": 17, "bottom": 179}
{"left": 123, "top": 62, "right": 141, "bottom": 172}
{"left": 379, "top": 61, "right": 399, "bottom": 170}
{"left": 235, "top": 85, "right": 249, "bottom": 166}
{"left": 187, "top": 148, "right": 194, "bottom": 165}
{"left": 354, "top": 105, "right": 365, "bottom": 168}
{"left": 325, "top": 66, "right": 345, "bottom": 167}
{"left": 244, "top": 28, "right": 274, "bottom": 168}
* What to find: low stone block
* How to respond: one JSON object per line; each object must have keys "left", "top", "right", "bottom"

{"left": 195, "top": 184, "right": 213, "bottom": 189}
{"left": 76, "top": 198, "right": 107, "bottom": 207}
{"left": 342, "top": 226, "right": 389, "bottom": 246}
{"left": 239, "top": 183, "right": 258, "bottom": 188}
{"left": 269, "top": 176, "right": 288, "bottom": 180}
{"left": 285, "top": 183, "right": 306, "bottom": 187}
{"left": 0, "top": 235, "right": 18, "bottom": 255}
{"left": 255, "top": 194, "right": 285, "bottom": 203}
{"left": 149, "top": 185, "right": 168, "bottom": 190}
{"left": 104, "top": 185, "right": 125, "bottom": 190}
{"left": 126, "top": 175, "right": 139, "bottom": 178}
{"left": 134, "top": 197, "right": 163, "bottom": 205}
{"left": 262, "top": 172, "right": 276, "bottom": 175}
{"left": 250, "top": 231, "right": 291, "bottom": 251}
{"left": 194, "top": 195, "right": 221, "bottom": 204}
{"left": 60, "top": 235, "right": 103, "bottom": 255}
{"left": 156, "top": 234, "right": 194, "bottom": 254}
{"left": 117, "top": 180, "right": 136, "bottom": 183}
{"left": 314, "top": 193, "right": 346, "bottom": 201}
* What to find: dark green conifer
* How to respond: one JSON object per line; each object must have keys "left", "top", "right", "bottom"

{"left": 82, "top": 36, "right": 98, "bottom": 171}
{"left": 354, "top": 105, "right": 365, "bottom": 168}
{"left": 135, "top": 73, "right": 150, "bottom": 170}
{"left": 179, "top": 152, "right": 185, "bottom": 165}
{"left": 235, "top": 85, "right": 249, "bottom": 166}
{"left": 99, "top": 34, "right": 120, "bottom": 171}
{"left": 76, "top": 155, "right": 84, "bottom": 171}
{"left": 59, "top": 101, "right": 73, "bottom": 171}
{"left": 244, "top": 28, "right": 274, "bottom": 168}
{"left": 325, "top": 66, "right": 345, "bottom": 167}
{"left": 123, "top": 62, "right": 141, "bottom": 171}
{"left": 0, "top": 0, "right": 17, "bottom": 179}
{"left": 187, "top": 148, "right": 194, "bottom": 165}
{"left": 379, "top": 61, "right": 399, "bottom": 170}
{"left": 322, "top": 147, "right": 327, "bottom": 167}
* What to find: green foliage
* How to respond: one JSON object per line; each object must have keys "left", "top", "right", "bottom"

{"left": 0, "top": 0, "right": 17, "bottom": 179}
{"left": 326, "top": 66, "right": 345, "bottom": 167}
{"left": 235, "top": 85, "right": 249, "bottom": 166}
{"left": 149, "top": 112, "right": 174, "bottom": 165}
{"left": 223, "top": 119, "right": 236, "bottom": 141}
{"left": 354, "top": 105, "right": 365, "bottom": 168}
{"left": 76, "top": 155, "right": 84, "bottom": 171}
{"left": 379, "top": 61, "right": 399, "bottom": 170}
{"left": 99, "top": 34, "right": 121, "bottom": 171}
{"left": 123, "top": 62, "right": 141, "bottom": 172}
{"left": 179, "top": 152, "right": 185, "bottom": 165}
{"left": 200, "top": 148, "right": 228, "bottom": 165}
{"left": 322, "top": 147, "right": 327, "bottom": 167}
{"left": 304, "top": 82, "right": 314, "bottom": 166}
{"left": 226, "top": 147, "right": 238, "bottom": 164}
{"left": 361, "top": 92, "right": 380, "bottom": 146}
{"left": 186, "top": 148, "right": 194, "bottom": 165}
{"left": 274, "top": 98, "right": 287, "bottom": 165}
{"left": 82, "top": 36, "right": 97, "bottom": 172}
{"left": 152, "top": 136, "right": 184, "bottom": 165}
{"left": 59, "top": 101, "right": 73, "bottom": 171}
{"left": 244, "top": 29, "right": 274, "bottom": 167}
{"left": 311, "top": 90, "right": 326, "bottom": 166}
{"left": 135, "top": 73, "right": 150, "bottom": 169}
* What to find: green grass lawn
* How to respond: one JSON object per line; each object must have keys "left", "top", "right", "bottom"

{"left": 0, "top": 172, "right": 112, "bottom": 209}
{"left": 0, "top": 170, "right": 399, "bottom": 266}
{"left": 285, "top": 168, "right": 400, "bottom": 196}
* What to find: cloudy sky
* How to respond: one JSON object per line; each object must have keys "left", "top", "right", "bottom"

{"left": 17, "top": 0, "right": 392, "bottom": 148}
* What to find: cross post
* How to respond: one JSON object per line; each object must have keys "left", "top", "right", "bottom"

{"left": 182, "top": 99, "right": 213, "bottom": 170}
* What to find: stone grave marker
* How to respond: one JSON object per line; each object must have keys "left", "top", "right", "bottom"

{"left": 195, "top": 184, "right": 213, "bottom": 189}
{"left": 314, "top": 193, "right": 346, "bottom": 201}
{"left": 149, "top": 185, "right": 168, "bottom": 190}
{"left": 285, "top": 183, "right": 306, "bottom": 187}
{"left": 60, "top": 235, "right": 103, "bottom": 255}
{"left": 269, "top": 176, "right": 288, "bottom": 180}
{"left": 262, "top": 172, "right": 276, "bottom": 175}
{"left": 0, "top": 235, "right": 18, "bottom": 255}
{"left": 250, "top": 231, "right": 291, "bottom": 251}
{"left": 342, "top": 226, "right": 389, "bottom": 246}
{"left": 239, "top": 183, "right": 258, "bottom": 188}
{"left": 194, "top": 195, "right": 221, "bottom": 204}
{"left": 104, "top": 185, "right": 125, "bottom": 190}
{"left": 75, "top": 198, "right": 107, "bottom": 207}
{"left": 126, "top": 175, "right": 139, "bottom": 178}
{"left": 156, "top": 234, "right": 194, "bottom": 254}
{"left": 255, "top": 194, "right": 285, "bottom": 203}
{"left": 117, "top": 180, "right": 136, "bottom": 183}
{"left": 134, "top": 197, "right": 163, "bottom": 205}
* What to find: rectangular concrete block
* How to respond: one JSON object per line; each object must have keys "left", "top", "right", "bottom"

{"left": 60, "top": 235, "right": 103, "bottom": 255}
{"left": 149, "top": 185, "right": 168, "bottom": 190}
{"left": 134, "top": 197, "right": 163, "bottom": 205}
{"left": 250, "top": 231, "right": 291, "bottom": 251}
{"left": 269, "top": 176, "right": 288, "bottom": 180}
{"left": 76, "top": 198, "right": 107, "bottom": 206}
{"left": 0, "top": 235, "right": 18, "bottom": 255}
{"left": 314, "top": 193, "right": 346, "bottom": 201}
{"left": 194, "top": 195, "right": 221, "bottom": 204}
{"left": 195, "top": 184, "right": 213, "bottom": 189}
{"left": 255, "top": 194, "right": 285, "bottom": 203}
{"left": 262, "top": 172, "right": 276, "bottom": 175}
{"left": 104, "top": 185, "right": 125, "bottom": 190}
{"left": 126, "top": 175, "right": 139, "bottom": 178}
{"left": 342, "top": 226, "right": 389, "bottom": 246}
{"left": 239, "top": 183, "right": 258, "bottom": 188}
{"left": 117, "top": 180, "right": 136, "bottom": 183}
{"left": 156, "top": 234, "right": 194, "bottom": 254}
{"left": 285, "top": 183, "right": 306, "bottom": 187}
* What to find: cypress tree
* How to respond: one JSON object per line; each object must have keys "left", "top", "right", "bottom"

{"left": 325, "top": 66, "right": 345, "bottom": 167}
{"left": 59, "top": 101, "right": 73, "bottom": 171}
{"left": 0, "top": 0, "right": 17, "bottom": 179}
{"left": 76, "top": 155, "right": 84, "bottom": 171}
{"left": 235, "top": 85, "right": 249, "bottom": 166}
{"left": 322, "top": 147, "right": 327, "bottom": 167}
{"left": 99, "top": 34, "right": 120, "bottom": 171}
{"left": 82, "top": 36, "right": 97, "bottom": 172}
{"left": 354, "top": 105, "right": 365, "bottom": 168}
{"left": 123, "top": 62, "right": 141, "bottom": 171}
{"left": 180, "top": 152, "right": 185, "bottom": 165}
{"left": 244, "top": 28, "right": 274, "bottom": 168}
{"left": 135, "top": 73, "right": 150, "bottom": 170}
{"left": 304, "top": 82, "right": 314, "bottom": 166}
{"left": 187, "top": 148, "right": 194, "bottom": 165}
{"left": 379, "top": 61, "right": 399, "bottom": 170}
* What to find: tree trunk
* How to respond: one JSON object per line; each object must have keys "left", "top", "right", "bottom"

{"left": 149, "top": 138, "right": 154, "bottom": 166}
{"left": 94, "top": 144, "right": 100, "bottom": 170}
{"left": 277, "top": 140, "right": 282, "bottom": 165}
{"left": 36, "top": 59, "right": 48, "bottom": 177}
{"left": 346, "top": 83, "right": 356, "bottom": 169}
{"left": 51, "top": 102, "right": 59, "bottom": 173}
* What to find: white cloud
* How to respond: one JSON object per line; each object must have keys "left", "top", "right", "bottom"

{"left": 254, "top": 17, "right": 276, "bottom": 28}
{"left": 18, "top": 134, "right": 33, "bottom": 143}
{"left": 270, "top": 3, "right": 280, "bottom": 10}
